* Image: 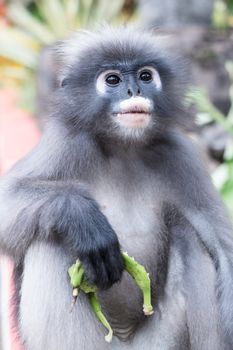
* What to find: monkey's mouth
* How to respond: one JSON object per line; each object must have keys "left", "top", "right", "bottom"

{"left": 113, "top": 97, "right": 152, "bottom": 129}
{"left": 115, "top": 111, "right": 151, "bottom": 128}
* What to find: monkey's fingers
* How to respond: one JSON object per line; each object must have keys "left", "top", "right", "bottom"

{"left": 80, "top": 279, "right": 97, "bottom": 293}
{"left": 88, "top": 292, "right": 113, "bottom": 343}
{"left": 122, "top": 252, "right": 154, "bottom": 316}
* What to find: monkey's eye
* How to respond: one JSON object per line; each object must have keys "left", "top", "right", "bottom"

{"left": 106, "top": 74, "right": 121, "bottom": 86}
{"left": 139, "top": 71, "right": 153, "bottom": 82}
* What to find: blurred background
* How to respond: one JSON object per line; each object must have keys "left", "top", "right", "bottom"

{"left": 0, "top": 0, "right": 233, "bottom": 349}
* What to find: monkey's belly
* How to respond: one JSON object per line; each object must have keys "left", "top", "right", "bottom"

{"left": 98, "top": 270, "right": 148, "bottom": 340}
{"left": 97, "top": 237, "right": 159, "bottom": 340}
{"left": 19, "top": 242, "right": 154, "bottom": 347}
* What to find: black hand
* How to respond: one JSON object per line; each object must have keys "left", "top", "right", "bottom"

{"left": 78, "top": 205, "right": 124, "bottom": 289}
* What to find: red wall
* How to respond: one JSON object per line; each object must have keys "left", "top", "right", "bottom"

{"left": 0, "top": 89, "right": 40, "bottom": 349}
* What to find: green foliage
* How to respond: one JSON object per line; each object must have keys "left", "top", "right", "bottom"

{"left": 227, "top": 0, "right": 233, "bottom": 14}
{"left": 187, "top": 62, "right": 233, "bottom": 217}
{"left": 212, "top": 0, "right": 233, "bottom": 28}
{"left": 0, "top": 0, "right": 134, "bottom": 111}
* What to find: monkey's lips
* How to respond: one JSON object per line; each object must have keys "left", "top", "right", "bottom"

{"left": 115, "top": 111, "right": 151, "bottom": 128}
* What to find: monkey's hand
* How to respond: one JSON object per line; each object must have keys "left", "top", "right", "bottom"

{"left": 38, "top": 188, "right": 124, "bottom": 289}
{"left": 75, "top": 197, "right": 124, "bottom": 289}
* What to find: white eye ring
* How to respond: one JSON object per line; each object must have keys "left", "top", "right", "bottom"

{"left": 138, "top": 66, "right": 162, "bottom": 90}
{"left": 96, "top": 70, "right": 121, "bottom": 94}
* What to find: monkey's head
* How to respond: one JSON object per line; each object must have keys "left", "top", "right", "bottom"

{"left": 56, "top": 27, "right": 187, "bottom": 144}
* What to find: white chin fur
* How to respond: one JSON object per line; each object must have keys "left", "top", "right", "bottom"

{"left": 112, "top": 97, "right": 153, "bottom": 140}
{"left": 113, "top": 113, "right": 152, "bottom": 140}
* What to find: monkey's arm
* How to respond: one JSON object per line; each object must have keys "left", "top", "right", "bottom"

{"left": 0, "top": 131, "right": 123, "bottom": 289}
{"left": 181, "top": 193, "right": 233, "bottom": 348}
{"left": 161, "top": 131, "right": 233, "bottom": 256}
{"left": 164, "top": 131, "right": 233, "bottom": 347}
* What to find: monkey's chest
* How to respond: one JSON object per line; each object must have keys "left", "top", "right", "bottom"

{"left": 90, "top": 178, "right": 161, "bottom": 258}
{"left": 89, "top": 179, "right": 162, "bottom": 339}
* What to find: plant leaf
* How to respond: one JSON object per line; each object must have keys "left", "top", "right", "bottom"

{"left": 0, "top": 30, "right": 38, "bottom": 68}
{"left": 36, "top": 0, "right": 68, "bottom": 38}
{"left": 7, "top": 3, "right": 55, "bottom": 44}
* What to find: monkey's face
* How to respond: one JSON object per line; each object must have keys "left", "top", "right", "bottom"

{"left": 95, "top": 65, "right": 162, "bottom": 140}
{"left": 58, "top": 28, "right": 186, "bottom": 143}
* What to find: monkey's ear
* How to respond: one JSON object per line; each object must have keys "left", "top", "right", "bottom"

{"left": 60, "top": 78, "right": 69, "bottom": 87}
{"left": 49, "top": 39, "right": 72, "bottom": 88}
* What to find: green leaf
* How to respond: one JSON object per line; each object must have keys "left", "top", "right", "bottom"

{"left": 186, "top": 87, "right": 233, "bottom": 133}
{"left": 96, "top": 0, "right": 124, "bottom": 22}
{"left": 7, "top": 3, "right": 55, "bottom": 44}
{"left": 212, "top": 163, "right": 229, "bottom": 190}
{"left": 62, "top": 0, "right": 80, "bottom": 27}
{"left": 0, "top": 36, "right": 37, "bottom": 68}
{"left": 78, "top": 0, "right": 94, "bottom": 26}
{"left": 36, "top": 0, "right": 68, "bottom": 38}
{"left": 0, "top": 65, "right": 30, "bottom": 81}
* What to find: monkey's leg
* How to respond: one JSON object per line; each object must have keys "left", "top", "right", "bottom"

{"left": 113, "top": 215, "right": 222, "bottom": 350}
{"left": 164, "top": 213, "right": 223, "bottom": 350}
{"left": 108, "top": 246, "right": 188, "bottom": 350}
{"left": 19, "top": 242, "right": 110, "bottom": 350}
{"left": 127, "top": 240, "right": 189, "bottom": 350}
{"left": 180, "top": 209, "right": 233, "bottom": 349}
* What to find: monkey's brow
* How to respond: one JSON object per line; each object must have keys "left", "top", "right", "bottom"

{"left": 96, "top": 63, "right": 127, "bottom": 70}
{"left": 96, "top": 61, "right": 157, "bottom": 71}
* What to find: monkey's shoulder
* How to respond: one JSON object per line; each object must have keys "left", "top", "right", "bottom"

{"left": 142, "top": 131, "right": 206, "bottom": 175}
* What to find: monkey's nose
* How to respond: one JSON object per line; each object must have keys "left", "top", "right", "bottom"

{"left": 127, "top": 89, "right": 133, "bottom": 97}
{"left": 127, "top": 87, "right": 141, "bottom": 97}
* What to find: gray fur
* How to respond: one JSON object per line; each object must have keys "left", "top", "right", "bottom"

{"left": 0, "top": 27, "right": 233, "bottom": 349}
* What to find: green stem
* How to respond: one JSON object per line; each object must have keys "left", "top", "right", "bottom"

{"left": 122, "top": 252, "right": 154, "bottom": 315}
{"left": 89, "top": 292, "right": 113, "bottom": 343}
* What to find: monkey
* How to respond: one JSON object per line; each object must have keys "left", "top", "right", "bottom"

{"left": 0, "top": 26, "right": 233, "bottom": 350}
